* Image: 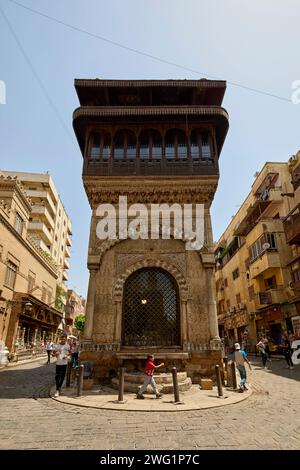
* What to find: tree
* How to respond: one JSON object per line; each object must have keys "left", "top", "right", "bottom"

{"left": 74, "top": 314, "right": 85, "bottom": 333}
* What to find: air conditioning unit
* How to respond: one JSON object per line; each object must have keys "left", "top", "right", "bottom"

{"left": 239, "top": 302, "right": 245, "bottom": 310}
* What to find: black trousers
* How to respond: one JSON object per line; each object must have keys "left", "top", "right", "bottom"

{"left": 261, "top": 352, "right": 268, "bottom": 367}
{"left": 47, "top": 350, "right": 51, "bottom": 363}
{"left": 284, "top": 349, "right": 294, "bottom": 367}
{"left": 55, "top": 364, "right": 67, "bottom": 390}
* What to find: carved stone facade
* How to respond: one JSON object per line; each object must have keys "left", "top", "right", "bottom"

{"left": 73, "top": 79, "right": 229, "bottom": 382}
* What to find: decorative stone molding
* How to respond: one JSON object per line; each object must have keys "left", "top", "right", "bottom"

{"left": 113, "top": 258, "right": 189, "bottom": 302}
{"left": 84, "top": 184, "right": 217, "bottom": 207}
{"left": 183, "top": 341, "right": 222, "bottom": 352}
{"left": 81, "top": 342, "right": 120, "bottom": 352}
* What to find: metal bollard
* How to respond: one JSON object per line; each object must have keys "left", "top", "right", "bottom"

{"left": 215, "top": 364, "right": 223, "bottom": 397}
{"left": 172, "top": 367, "right": 180, "bottom": 403}
{"left": 230, "top": 361, "right": 237, "bottom": 390}
{"left": 118, "top": 367, "right": 125, "bottom": 402}
{"left": 66, "top": 360, "right": 72, "bottom": 388}
{"left": 77, "top": 364, "right": 84, "bottom": 397}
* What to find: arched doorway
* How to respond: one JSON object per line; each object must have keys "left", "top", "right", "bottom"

{"left": 122, "top": 268, "right": 180, "bottom": 347}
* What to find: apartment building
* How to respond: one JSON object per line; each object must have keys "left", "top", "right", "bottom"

{"left": 0, "top": 171, "right": 72, "bottom": 289}
{"left": 282, "top": 150, "right": 300, "bottom": 337}
{"left": 0, "top": 175, "right": 63, "bottom": 356}
{"left": 65, "top": 289, "right": 86, "bottom": 335}
{"left": 215, "top": 161, "right": 298, "bottom": 350}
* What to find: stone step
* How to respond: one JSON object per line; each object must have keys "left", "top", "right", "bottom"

{"left": 111, "top": 375, "right": 192, "bottom": 394}
{"left": 121, "top": 371, "right": 188, "bottom": 385}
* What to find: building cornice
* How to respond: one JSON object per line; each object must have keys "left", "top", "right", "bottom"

{"left": 0, "top": 213, "right": 58, "bottom": 278}
{"left": 83, "top": 177, "right": 218, "bottom": 206}
{"left": 75, "top": 79, "right": 226, "bottom": 88}
{"left": 73, "top": 105, "right": 229, "bottom": 120}
{"left": 0, "top": 175, "right": 32, "bottom": 213}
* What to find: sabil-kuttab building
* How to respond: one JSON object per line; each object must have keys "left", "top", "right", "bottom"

{"left": 73, "top": 79, "right": 229, "bottom": 382}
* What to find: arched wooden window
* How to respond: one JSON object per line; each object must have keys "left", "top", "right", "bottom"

{"left": 139, "top": 130, "right": 150, "bottom": 161}
{"left": 113, "top": 130, "right": 126, "bottom": 160}
{"left": 190, "top": 129, "right": 201, "bottom": 160}
{"left": 165, "top": 129, "right": 176, "bottom": 160}
{"left": 139, "top": 129, "right": 162, "bottom": 161}
{"left": 165, "top": 129, "right": 187, "bottom": 160}
{"left": 102, "top": 132, "right": 111, "bottom": 160}
{"left": 89, "top": 131, "right": 111, "bottom": 160}
{"left": 202, "top": 132, "right": 211, "bottom": 159}
{"left": 177, "top": 130, "right": 188, "bottom": 160}
{"left": 151, "top": 130, "right": 162, "bottom": 160}
{"left": 126, "top": 131, "right": 137, "bottom": 160}
{"left": 90, "top": 132, "right": 101, "bottom": 159}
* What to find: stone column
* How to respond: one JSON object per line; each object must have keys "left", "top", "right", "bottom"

{"left": 181, "top": 301, "right": 188, "bottom": 343}
{"left": 205, "top": 266, "right": 220, "bottom": 340}
{"left": 33, "top": 328, "right": 38, "bottom": 346}
{"left": 114, "top": 300, "right": 122, "bottom": 343}
{"left": 83, "top": 269, "right": 98, "bottom": 340}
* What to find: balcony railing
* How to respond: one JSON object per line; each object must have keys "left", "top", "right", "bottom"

{"left": 283, "top": 207, "right": 300, "bottom": 245}
{"left": 254, "top": 288, "right": 287, "bottom": 309}
{"left": 83, "top": 157, "right": 217, "bottom": 177}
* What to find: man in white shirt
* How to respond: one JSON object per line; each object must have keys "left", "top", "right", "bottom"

{"left": 52, "top": 333, "right": 70, "bottom": 397}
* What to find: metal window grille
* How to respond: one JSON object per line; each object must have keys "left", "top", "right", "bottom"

{"left": 122, "top": 268, "right": 180, "bottom": 347}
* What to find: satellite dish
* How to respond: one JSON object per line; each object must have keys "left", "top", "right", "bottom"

{"left": 262, "top": 242, "right": 270, "bottom": 250}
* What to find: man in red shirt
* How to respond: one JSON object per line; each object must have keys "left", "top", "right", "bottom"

{"left": 137, "top": 354, "right": 164, "bottom": 399}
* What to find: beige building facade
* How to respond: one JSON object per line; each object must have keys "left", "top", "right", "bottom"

{"left": 215, "top": 161, "right": 299, "bottom": 351}
{"left": 0, "top": 176, "right": 63, "bottom": 358}
{"left": 0, "top": 171, "right": 72, "bottom": 289}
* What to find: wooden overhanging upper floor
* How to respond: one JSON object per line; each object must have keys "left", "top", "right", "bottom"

{"left": 74, "top": 79, "right": 227, "bottom": 107}
{"left": 73, "top": 79, "right": 229, "bottom": 159}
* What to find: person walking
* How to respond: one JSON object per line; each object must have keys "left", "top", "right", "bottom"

{"left": 256, "top": 337, "right": 268, "bottom": 369}
{"left": 136, "top": 354, "right": 164, "bottom": 399}
{"left": 231, "top": 343, "right": 252, "bottom": 392}
{"left": 52, "top": 333, "right": 70, "bottom": 397}
{"left": 45, "top": 338, "right": 53, "bottom": 364}
{"left": 282, "top": 332, "right": 294, "bottom": 369}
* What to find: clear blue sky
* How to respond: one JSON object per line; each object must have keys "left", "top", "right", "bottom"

{"left": 1, "top": 0, "right": 299, "bottom": 297}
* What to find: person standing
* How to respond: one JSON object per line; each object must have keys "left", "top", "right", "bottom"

{"left": 256, "top": 337, "right": 268, "bottom": 369}
{"left": 70, "top": 339, "right": 80, "bottom": 368}
{"left": 52, "top": 333, "right": 70, "bottom": 397}
{"left": 45, "top": 338, "right": 53, "bottom": 364}
{"left": 231, "top": 343, "right": 252, "bottom": 392}
{"left": 136, "top": 354, "right": 164, "bottom": 399}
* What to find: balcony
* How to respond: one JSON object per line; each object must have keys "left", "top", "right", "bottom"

{"left": 66, "top": 232, "right": 72, "bottom": 246}
{"left": 249, "top": 250, "right": 281, "bottom": 278}
{"left": 62, "top": 271, "right": 69, "bottom": 281}
{"left": 28, "top": 221, "right": 53, "bottom": 245}
{"left": 83, "top": 158, "right": 218, "bottom": 177}
{"left": 31, "top": 205, "right": 55, "bottom": 230}
{"left": 65, "top": 245, "right": 71, "bottom": 258}
{"left": 254, "top": 288, "right": 287, "bottom": 309}
{"left": 63, "top": 258, "right": 70, "bottom": 269}
{"left": 26, "top": 190, "right": 56, "bottom": 216}
{"left": 283, "top": 205, "right": 300, "bottom": 245}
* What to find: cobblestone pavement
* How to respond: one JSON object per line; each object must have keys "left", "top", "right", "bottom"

{"left": 0, "top": 356, "right": 299, "bottom": 450}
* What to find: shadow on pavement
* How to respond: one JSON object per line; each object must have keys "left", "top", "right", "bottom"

{"left": 0, "top": 360, "right": 55, "bottom": 399}
{"left": 249, "top": 356, "right": 300, "bottom": 382}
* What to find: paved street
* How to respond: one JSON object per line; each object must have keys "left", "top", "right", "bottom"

{"left": 0, "top": 357, "right": 299, "bottom": 450}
